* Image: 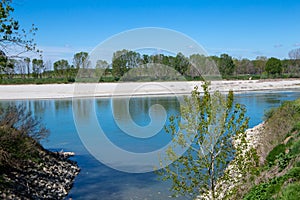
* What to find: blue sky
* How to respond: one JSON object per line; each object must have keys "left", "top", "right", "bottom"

{"left": 12, "top": 0, "right": 300, "bottom": 62}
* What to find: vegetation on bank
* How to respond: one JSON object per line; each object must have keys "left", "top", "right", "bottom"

{"left": 156, "top": 86, "right": 300, "bottom": 199}
{"left": 1, "top": 48, "right": 300, "bottom": 84}
{"left": 0, "top": 105, "right": 80, "bottom": 199}
{"left": 241, "top": 99, "right": 300, "bottom": 200}
{"left": 0, "top": 105, "right": 48, "bottom": 180}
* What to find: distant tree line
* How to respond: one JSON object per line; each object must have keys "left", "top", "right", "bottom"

{"left": 1, "top": 48, "right": 300, "bottom": 83}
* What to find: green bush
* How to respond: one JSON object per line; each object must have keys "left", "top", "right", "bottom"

{"left": 290, "top": 140, "right": 300, "bottom": 156}
{"left": 276, "top": 153, "right": 293, "bottom": 172}
{"left": 278, "top": 183, "right": 300, "bottom": 200}
{"left": 286, "top": 167, "right": 300, "bottom": 179}
{"left": 243, "top": 176, "right": 285, "bottom": 200}
{"left": 266, "top": 144, "right": 286, "bottom": 166}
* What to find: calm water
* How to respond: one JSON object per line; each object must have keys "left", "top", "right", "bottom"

{"left": 2, "top": 89, "right": 300, "bottom": 200}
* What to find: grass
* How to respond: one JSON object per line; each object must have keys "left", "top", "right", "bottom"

{"left": 278, "top": 183, "right": 300, "bottom": 200}
{"left": 241, "top": 98, "right": 300, "bottom": 200}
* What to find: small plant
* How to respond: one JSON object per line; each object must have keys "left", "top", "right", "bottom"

{"left": 276, "top": 153, "right": 293, "bottom": 172}
{"left": 290, "top": 140, "right": 300, "bottom": 156}
{"left": 278, "top": 183, "right": 300, "bottom": 200}
{"left": 266, "top": 144, "right": 286, "bottom": 167}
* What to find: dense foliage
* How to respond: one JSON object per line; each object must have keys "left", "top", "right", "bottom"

{"left": 265, "top": 57, "right": 283, "bottom": 76}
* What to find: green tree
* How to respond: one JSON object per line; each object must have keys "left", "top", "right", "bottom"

{"left": 174, "top": 52, "right": 189, "bottom": 75}
{"left": 73, "top": 52, "right": 89, "bottom": 69}
{"left": 265, "top": 57, "right": 282, "bottom": 75}
{"left": 0, "top": 51, "right": 14, "bottom": 79}
{"left": 218, "top": 54, "right": 235, "bottom": 77}
{"left": 95, "top": 59, "right": 109, "bottom": 77}
{"left": 53, "top": 59, "right": 70, "bottom": 77}
{"left": 158, "top": 82, "right": 253, "bottom": 199}
{"left": 111, "top": 49, "right": 142, "bottom": 80}
{"left": 32, "top": 58, "right": 43, "bottom": 78}
{"left": 235, "top": 58, "right": 255, "bottom": 75}
{"left": 112, "top": 49, "right": 128, "bottom": 80}
{"left": 253, "top": 56, "right": 267, "bottom": 75}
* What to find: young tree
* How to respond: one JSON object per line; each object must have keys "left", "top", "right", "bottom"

{"left": 157, "top": 82, "right": 254, "bottom": 199}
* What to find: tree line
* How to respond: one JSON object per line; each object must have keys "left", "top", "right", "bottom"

{"left": 1, "top": 48, "right": 300, "bottom": 83}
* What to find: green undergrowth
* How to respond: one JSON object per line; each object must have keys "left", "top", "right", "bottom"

{"left": 242, "top": 99, "right": 300, "bottom": 199}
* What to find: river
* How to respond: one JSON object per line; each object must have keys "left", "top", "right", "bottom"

{"left": 1, "top": 89, "right": 300, "bottom": 200}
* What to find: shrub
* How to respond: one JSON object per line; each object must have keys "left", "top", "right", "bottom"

{"left": 290, "top": 140, "right": 300, "bottom": 156}
{"left": 278, "top": 183, "right": 300, "bottom": 200}
{"left": 286, "top": 167, "right": 300, "bottom": 179}
{"left": 266, "top": 144, "right": 286, "bottom": 166}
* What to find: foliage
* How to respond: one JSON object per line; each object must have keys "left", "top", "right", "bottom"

{"left": 290, "top": 140, "right": 300, "bottom": 156}
{"left": 32, "top": 58, "right": 43, "bottom": 78}
{"left": 243, "top": 97, "right": 300, "bottom": 199}
{"left": 53, "top": 59, "right": 71, "bottom": 77}
{"left": 265, "top": 57, "right": 282, "bottom": 75}
{"left": 262, "top": 100, "right": 300, "bottom": 158}
{"left": 157, "top": 82, "right": 253, "bottom": 199}
{"left": 0, "top": 0, "right": 38, "bottom": 56}
{"left": 278, "top": 183, "right": 300, "bottom": 200}
{"left": 243, "top": 166, "right": 300, "bottom": 200}
{"left": 0, "top": 105, "right": 49, "bottom": 142}
{"left": 218, "top": 54, "right": 236, "bottom": 77}
{"left": 174, "top": 52, "right": 189, "bottom": 75}
{"left": 266, "top": 144, "right": 286, "bottom": 166}
{"left": 2, "top": 47, "right": 300, "bottom": 83}
{"left": 73, "top": 51, "right": 89, "bottom": 69}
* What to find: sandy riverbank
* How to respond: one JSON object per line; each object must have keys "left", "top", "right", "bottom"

{"left": 0, "top": 79, "right": 300, "bottom": 100}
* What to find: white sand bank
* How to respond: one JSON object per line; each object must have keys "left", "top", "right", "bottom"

{"left": 0, "top": 79, "right": 300, "bottom": 100}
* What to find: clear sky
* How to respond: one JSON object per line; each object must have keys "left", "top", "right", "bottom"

{"left": 11, "top": 0, "right": 300, "bottom": 62}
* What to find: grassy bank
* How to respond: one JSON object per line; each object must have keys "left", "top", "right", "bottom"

{"left": 241, "top": 98, "right": 300, "bottom": 199}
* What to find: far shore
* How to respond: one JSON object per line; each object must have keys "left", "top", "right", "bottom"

{"left": 1, "top": 79, "right": 300, "bottom": 100}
